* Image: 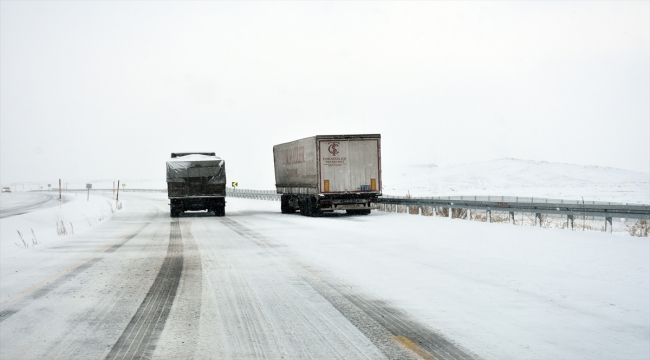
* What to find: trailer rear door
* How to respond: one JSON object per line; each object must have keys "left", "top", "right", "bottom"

{"left": 318, "top": 138, "right": 380, "bottom": 193}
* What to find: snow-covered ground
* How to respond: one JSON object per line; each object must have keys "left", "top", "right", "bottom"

{"left": 0, "top": 192, "right": 648, "bottom": 359}
{"left": 0, "top": 191, "right": 123, "bottom": 259}
{"left": 228, "top": 197, "right": 650, "bottom": 360}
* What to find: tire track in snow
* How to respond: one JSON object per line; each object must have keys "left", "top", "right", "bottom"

{"left": 151, "top": 219, "right": 202, "bottom": 359}
{"left": 0, "top": 219, "right": 154, "bottom": 323}
{"left": 214, "top": 218, "right": 384, "bottom": 359}
{"left": 106, "top": 219, "right": 183, "bottom": 360}
{"left": 305, "top": 272, "right": 479, "bottom": 360}
{"left": 27, "top": 224, "right": 169, "bottom": 359}
{"left": 220, "top": 217, "right": 480, "bottom": 360}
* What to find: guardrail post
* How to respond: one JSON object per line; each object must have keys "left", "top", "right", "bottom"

{"left": 467, "top": 208, "right": 471, "bottom": 221}
{"left": 487, "top": 210, "right": 491, "bottom": 223}
{"left": 567, "top": 215, "right": 574, "bottom": 230}
{"left": 606, "top": 217, "right": 612, "bottom": 233}
{"left": 535, "top": 213, "right": 541, "bottom": 227}
{"left": 449, "top": 207, "right": 453, "bottom": 219}
{"left": 509, "top": 212, "right": 514, "bottom": 225}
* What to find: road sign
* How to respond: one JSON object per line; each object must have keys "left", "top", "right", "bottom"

{"left": 86, "top": 183, "right": 92, "bottom": 189}
{"left": 232, "top": 182, "right": 238, "bottom": 188}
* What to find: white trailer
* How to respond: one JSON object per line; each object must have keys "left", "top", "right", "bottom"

{"left": 273, "top": 134, "right": 381, "bottom": 216}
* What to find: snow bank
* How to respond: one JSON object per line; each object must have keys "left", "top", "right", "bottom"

{"left": 0, "top": 192, "right": 124, "bottom": 259}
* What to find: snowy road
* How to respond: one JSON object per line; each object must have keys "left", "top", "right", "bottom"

{"left": 0, "top": 192, "right": 64, "bottom": 218}
{"left": 0, "top": 193, "right": 648, "bottom": 359}
{"left": 0, "top": 194, "right": 472, "bottom": 360}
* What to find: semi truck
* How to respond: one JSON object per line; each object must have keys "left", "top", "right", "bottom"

{"left": 166, "top": 152, "right": 227, "bottom": 217}
{"left": 273, "top": 134, "right": 381, "bottom": 217}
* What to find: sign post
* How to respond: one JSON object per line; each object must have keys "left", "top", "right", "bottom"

{"left": 86, "top": 183, "right": 92, "bottom": 201}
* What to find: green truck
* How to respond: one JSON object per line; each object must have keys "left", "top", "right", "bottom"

{"left": 166, "top": 152, "right": 226, "bottom": 217}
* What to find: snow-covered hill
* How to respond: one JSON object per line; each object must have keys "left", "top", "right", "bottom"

{"left": 383, "top": 159, "right": 649, "bottom": 204}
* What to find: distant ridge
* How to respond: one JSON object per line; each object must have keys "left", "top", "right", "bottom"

{"left": 388, "top": 158, "right": 649, "bottom": 204}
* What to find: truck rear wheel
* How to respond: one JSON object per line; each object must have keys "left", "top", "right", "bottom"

{"left": 299, "top": 199, "right": 307, "bottom": 216}
{"left": 307, "top": 196, "right": 322, "bottom": 217}
{"left": 281, "top": 195, "right": 295, "bottom": 214}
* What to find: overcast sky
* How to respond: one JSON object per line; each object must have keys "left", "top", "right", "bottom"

{"left": 1, "top": 1, "right": 648, "bottom": 188}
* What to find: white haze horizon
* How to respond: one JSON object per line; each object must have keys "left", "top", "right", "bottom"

{"left": 1, "top": 2, "right": 649, "bottom": 187}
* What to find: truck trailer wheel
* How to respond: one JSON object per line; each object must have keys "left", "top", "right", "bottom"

{"left": 281, "top": 195, "right": 295, "bottom": 214}
{"left": 299, "top": 199, "right": 306, "bottom": 216}
{"left": 295, "top": 196, "right": 320, "bottom": 217}
{"left": 307, "top": 196, "right": 322, "bottom": 217}
{"left": 298, "top": 197, "right": 314, "bottom": 216}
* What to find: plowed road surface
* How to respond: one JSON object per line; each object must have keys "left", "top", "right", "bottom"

{"left": 0, "top": 194, "right": 475, "bottom": 360}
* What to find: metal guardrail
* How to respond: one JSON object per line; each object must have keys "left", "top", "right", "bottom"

{"left": 379, "top": 196, "right": 650, "bottom": 220}
{"left": 381, "top": 194, "right": 633, "bottom": 206}
{"left": 223, "top": 189, "right": 649, "bottom": 220}
{"left": 226, "top": 188, "right": 280, "bottom": 201}
{"left": 40, "top": 188, "right": 650, "bottom": 221}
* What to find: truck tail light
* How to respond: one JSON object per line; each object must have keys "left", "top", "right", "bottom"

{"left": 324, "top": 180, "right": 330, "bottom": 192}
{"left": 370, "top": 178, "right": 376, "bottom": 191}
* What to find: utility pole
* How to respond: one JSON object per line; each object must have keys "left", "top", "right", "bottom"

{"left": 116, "top": 180, "right": 120, "bottom": 202}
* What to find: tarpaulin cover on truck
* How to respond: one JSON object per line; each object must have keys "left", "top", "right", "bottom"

{"left": 166, "top": 154, "right": 226, "bottom": 184}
